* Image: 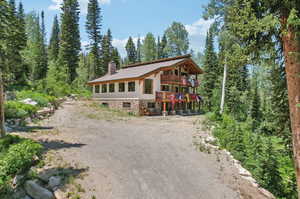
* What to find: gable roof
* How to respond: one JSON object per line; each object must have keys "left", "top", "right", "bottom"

{"left": 88, "top": 55, "right": 203, "bottom": 85}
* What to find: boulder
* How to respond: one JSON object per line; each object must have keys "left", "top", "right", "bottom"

{"left": 53, "top": 189, "right": 64, "bottom": 199}
{"left": 48, "top": 176, "right": 61, "bottom": 190}
{"left": 20, "top": 98, "right": 38, "bottom": 106}
{"left": 12, "top": 175, "right": 24, "bottom": 187}
{"left": 25, "top": 180, "right": 54, "bottom": 199}
{"left": 22, "top": 195, "right": 32, "bottom": 199}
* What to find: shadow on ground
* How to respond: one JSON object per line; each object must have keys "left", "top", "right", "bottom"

{"left": 40, "top": 139, "right": 86, "bottom": 151}
{"left": 10, "top": 126, "right": 54, "bottom": 133}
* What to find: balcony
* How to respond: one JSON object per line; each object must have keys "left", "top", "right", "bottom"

{"left": 160, "top": 75, "right": 199, "bottom": 87}
{"left": 156, "top": 92, "right": 200, "bottom": 103}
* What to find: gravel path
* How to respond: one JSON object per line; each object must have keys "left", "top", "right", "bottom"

{"left": 31, "top": 101, "right": 242, "bottom": 199}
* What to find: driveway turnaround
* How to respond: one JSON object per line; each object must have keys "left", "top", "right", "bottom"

{"left": 32, "top": 101, "right": 242, "bottom": 199}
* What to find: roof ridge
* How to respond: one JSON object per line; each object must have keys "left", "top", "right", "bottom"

{"left": 122, "top": 54, "right": 191, "bottom": 69}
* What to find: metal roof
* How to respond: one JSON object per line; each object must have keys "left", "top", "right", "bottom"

{"left": 88, "top": 55, "right": 202, "bottom": 84}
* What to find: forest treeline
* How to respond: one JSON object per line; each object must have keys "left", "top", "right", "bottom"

{"left": 200, "top": 0, "right": 300, "bottom": 198}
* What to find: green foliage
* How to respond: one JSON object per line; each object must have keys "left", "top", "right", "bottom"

{"left": 0, "top": 137, "right": 43, "bottom": 194}
{"left": 49, "top": 15, "right": 60, "bottom": 61}
{"left": 125, "top": 36, "right": 137, "bottom": 64}
{"left": 58, "top": 0, "right": 81, "bottom": 83}
{"left": 100, "top": 29, "right": 113, "bottom": 74}
{"left": 164, "top": 22, "right": 189, "bottom": 57}
{"left": 4, "top": 101, "right": 38, "bottom": 119}
{"left": 16, "top": 90, "right": 57, "bottom": 107}
{"left": 209, "top": 113, "right": 297, "bottom": 198}
{"left": 142, "top": 33, "right": 157, "bottom": 62}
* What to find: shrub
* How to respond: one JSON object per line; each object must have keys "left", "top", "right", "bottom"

{"left": 16, "top": 90, "right": 57, "bottom": 107}
{"left": 4, "top": 101, "right": 38, "bottom": 120}
{"left": 0, "top": 135, "right": 23, "bottom": 155}
{"left": 0, "top": 137, "right": 43, "bottom": 194}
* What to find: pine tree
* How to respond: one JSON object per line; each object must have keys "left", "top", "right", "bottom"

{"left": 142, "top": 32, "right": 156, "bottom": 62}
{"left": 17, "top": 2, "right": 26, "bottom": 49}
{"left": 101, "top": 29, "right": 113, "bottom": 73}
{"left": 136, "top": 37, "right": 142, "bottom": 63}
{"left": 125, "top": 36, "right": 137, "bottom": 64}
{"left": 49, "top": 15, "right": 60, "bottom": 61}
{"left": 58, "top": 0, "right": 81, "bottom": 83}
{"left": 156, "top": 36, "right": 161, "bottom": 59}
{"left": 39, "top": 11, "right": 48, "bottom": 79}
{"left": 86, "top": 0, "right": 102, "bottom": 78}
{"left": 164, "top": 22, "right": 189, "bottom": 57}
{"left": 111, "top": 47, "right": 121, "bottom": 69}
{"left": 200, "top": 27, "right": 219, "bottom": 111}
{"left": 160, "top": 34, "right": 168, "bottom": 58}
{"left": 251, "top": 78, "right": 262, "bottom": 130}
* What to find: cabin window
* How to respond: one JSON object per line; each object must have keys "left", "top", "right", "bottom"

{"left": 144, "top": 79, "right": 153, "bottom": 94}
{"left": 174, "top": 69, "right": 179, "bottom": 76}
{"left": 102, "top": 84, "right": 107, "bottom": 93}
{"left": 128, "top": 82, "right": 135, "bottom": 92}
{"left": 109, "top": 83, "right": 115, "bottom": 93}
{"left": 163, "top": 70, "right": 172, "bottom": 75}
{"left": 95, "top": 85, "right": 100, "bottom": 93}
{"left": 161, "top": 85, "right": 170, "bottom": 92}
{"left": 123, "top": 102, "right": 131, "bottom": 108}
{"left": 147, "top": 102, "right": 155, "bottom": 109}
{"left": 119, "top": 82, "right": 125, "bottom": 92}
{"left": 175, "top": 86, "right": 179, "bottom": 93}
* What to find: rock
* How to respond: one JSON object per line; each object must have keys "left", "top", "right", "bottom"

{"left": 22, "top": 195, "right": 32, "bottom": 199}
{"left": 20, "top": 98, "right": 38, "bottom": 106}
{"left": 12, "top": 188, "right": 27, "bottom": 199}
{"left": 48, "top": 176, "right": 61, "bottom": 190}
{"left": 25, "top": 180, "right": 54, "bottom": 199}
{"left": 13, "top": 175, "right": 24, "bottom": 187}
{"left": 38, "top": 169, "right": 60, "bottom": 182}
{"left": 53, "top": 189, "right": 64, "bottom": 199}
{"left": 37, "top": 108, "right": 52, "bottom": 116}
{"left": 236, "top": 164, "right": 252, "bottom": 177}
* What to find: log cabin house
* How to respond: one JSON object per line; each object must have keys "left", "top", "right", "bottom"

{"left": 88, "top": 55, "right": 204, "bottom": 116}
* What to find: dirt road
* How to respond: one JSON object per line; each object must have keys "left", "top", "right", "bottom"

{"left": 27, "top": 101, "right": 243, "bottom": 199}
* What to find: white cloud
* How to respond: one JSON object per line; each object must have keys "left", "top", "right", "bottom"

{"left": 49, "top": 0, "right": 111, "bottom": 13}
{"left": 185, "top": 18, "right": 214, "bottom": 53}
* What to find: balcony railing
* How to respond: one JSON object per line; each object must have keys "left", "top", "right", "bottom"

{"left": 160, "top": 75, "right": 199, "bottom": 87}
{"left": 156, "top": 92, "right": 201, "bottom": 103}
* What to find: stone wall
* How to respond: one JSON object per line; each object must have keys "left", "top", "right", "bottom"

{"left": 97, "top": 99, "right": 141, "bottom": 115}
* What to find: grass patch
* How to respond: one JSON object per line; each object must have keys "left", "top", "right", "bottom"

{"left": 84, "top": 102, "right": 136, "bottom": 121}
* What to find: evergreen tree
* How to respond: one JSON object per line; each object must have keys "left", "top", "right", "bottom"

{"left": 125, "top": 36, "right": 137, "bottom": 64}
{"left": 17, "top": 2, "right": 27, "bottom": 49}
{"left": 159, "top": 34, "right": 168, "bottom": 58}
{"left": 142, "top": 32, "right": 156, "bottom": 62}
{"left": 101, "top": 29, "right": 113, "bottom": 73}
{"left": 156, "top": 36, "right": 161, "bottom": 59}
{"left": 58, "top": 0, "right": 81, "bottom": 83}
{"left": 49, "top": 15, "right": 60, "bottom": 61}
{"left": 86, "top": 0, "right": 102, "bottom": 78}
{"left": 200, "top": 27, "right": 219, "bottom": 111}
{"left": 136, "top": 37, "right": 142, "bottom": 63}
{"left": 164, "top": 22, "right": 189, "bottom": 57}
{"left": 39, "top": 11, "right": 48, "bottom": 79}
{"left": 251, "top": 78, "right": 262, "bottom": 130}
{"left": 111, "top": 47, "right": 121, "bottom": 69}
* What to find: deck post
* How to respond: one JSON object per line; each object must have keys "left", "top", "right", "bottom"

{"left": 162, "top": 101, "right": 167, "bottom": 117}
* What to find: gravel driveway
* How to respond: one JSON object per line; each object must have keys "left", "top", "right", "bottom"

{"left": 30, "top": 101, "right": 242, "bottom": 199}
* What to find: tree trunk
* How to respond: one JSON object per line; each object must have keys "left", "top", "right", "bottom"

{"left": 281, "top": 20, "right": 300, "bottom": 197}
{"left": 0, "top": 71, "right": 5, "bottom": 138}
{"left": 220, "top": 58, "right": 227, "bottom": 114}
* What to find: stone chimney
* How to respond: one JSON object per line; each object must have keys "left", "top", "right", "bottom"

{"left": 108, "top": 61, "right": 117, "bottom": 75}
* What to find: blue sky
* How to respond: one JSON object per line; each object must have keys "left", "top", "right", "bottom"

{"left": 21, "top": 0, "right": 213, "bottom": 57}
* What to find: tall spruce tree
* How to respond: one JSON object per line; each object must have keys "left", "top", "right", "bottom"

{"left": 160, "top": 34, "right": 168, "bottom": 58}
{"left": 101, "top": 29, "right": 113, "bottom": 73}
{"left": 164, "top": 22, "right": 189, "bottom": 57}
{"left": 200, "top": 27, "right": 219, "bottom": 111}
{"left": 39, "top": 11, "right": 48, "bottom": 79}
{"left": 136, "top": 37, "right": 142, "bottom": 63}
{"left": 49, "top": 15, "right": 60, "bottom": 61}
{"left": 86, "top": 0, "right": 102, "bottom": 78}
{"left": 58, "top": 0, "right": 81, "bottom": 83}
{"left": 251, "top": 77, "right": 262, "bottom": 130}
{"left": 142, "top": 33, "right": 156, "bottom": 62}
{"left": 125, "top": 36, "right": 137, "bottom": 64}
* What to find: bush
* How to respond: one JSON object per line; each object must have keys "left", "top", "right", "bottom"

{"left": 4, "top": 101, "right": 38, "bottom": 120}
{"left": 16, "top": 90, "right": 57, "bottom": 107}
{"left": 209, "top": 114, "right": 297, "bottom": 198}
{"left": 0, "top": 137, "right": 43, "bottom": 194}
{"left": 0, "top": 135, "right": 23, "bottom": 155}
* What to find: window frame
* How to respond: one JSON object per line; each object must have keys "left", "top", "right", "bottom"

{"left": 101, "top": 84, "right": 107, "bottom": 93}
{"left": 109, "top": 83, "right": 115, "bottom": 93}
{"left": 119, "top": 82, "right": 125, "bottom": 92}
{"left": 144, "top": 79, "right": 153, "bottom": 94}
{"left": 128, "top": 81, "right": 136, "bottom": 92}
{"left": 161, "top": 85, "right": 170, "bottom": 92}
{"left": 95, "top": 85, "right": 100, "bottom": 93}
{"left": 123, "top": 102, "right": 131, "bottom": 108}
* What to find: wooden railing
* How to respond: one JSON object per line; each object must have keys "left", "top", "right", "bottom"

{"left": 156, "top": 92, "right": 200, "bottom": 102}
{"left": 160, "top": 75, "right": 199, "bottom": 87}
